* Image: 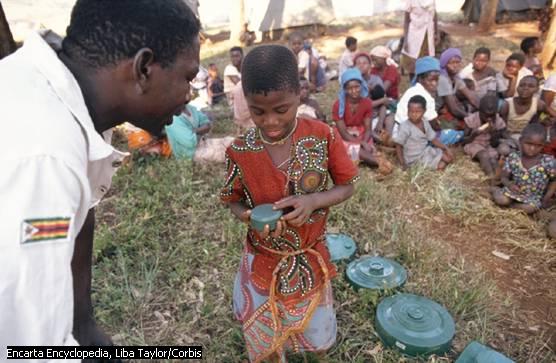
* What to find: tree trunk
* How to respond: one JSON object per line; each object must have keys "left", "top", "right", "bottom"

{"left": 477, "top": 0, "right": 499, "bottom": 33}
{"left": 541, "top": 4, "right": 556, "bottom": 71}
{"left": 229, "top": 0, "right": 245, "bottom": 43}
{"left": 0, "top": 3, "right": 16, "bottom": 59}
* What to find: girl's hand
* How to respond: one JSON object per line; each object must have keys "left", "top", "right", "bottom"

{"left": 509, "top": 183, "right": 521, "bottom": 193}
{"left": 273, "top": 195, "right": 318, "bottom": 227}
{"left": 542, "top": 197, "right": 554, "bottom": 209}
{"left": 444, "top": 148, "right": 454, "bottom": 159}
{"left": 242, "top": 209, "right": 287, "bottom": 239}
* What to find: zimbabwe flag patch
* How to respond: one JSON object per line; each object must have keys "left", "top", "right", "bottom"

{"left": 21, "top": 217, "right": 71, "bottom": 243}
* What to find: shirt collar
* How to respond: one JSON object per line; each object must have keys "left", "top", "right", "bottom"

{"left": 21, "top": 30, "right": 117, "bottom": 161}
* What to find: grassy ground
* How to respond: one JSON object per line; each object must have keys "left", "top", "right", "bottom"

{"left": 93, "top": 21, "right": 555, "bottom": 362}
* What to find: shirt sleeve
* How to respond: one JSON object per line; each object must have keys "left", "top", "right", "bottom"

{"left": 224, "top": 65, "right": 240, "bottom": 77}
{"left": 193, "top": 107, "right": 211, "bottom": 126}
{"left": 0, "top": 156, "right": 85, "bottom": 348}
{"left": 496, "top": 73, "right": 509, "bottom": 92}
{"left": 437, "top": 75, "right": 455, "bottom": 97}
{"left": 395, "top": 92, "right": 409, "bottom": 123}
{"left": 220, "top": 150, "right": 246, "bottom": 204}
{"left": 392, "top": 122, "right": 410, "bottom": 145}
{"left": 503, "top": 152, "right": 515, "bottom": 174}
{"left": 327, "top": 126, "right": 359, "bottom": 185}
{"left": 494, "top": 115, "right": 507, "bottom": 130}
{"left": 332, "top": 100, "right": 341, "bottom": 122}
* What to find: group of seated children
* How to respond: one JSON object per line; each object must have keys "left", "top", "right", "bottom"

{"left": 331, "top": 39, "right": 556, "bottom": 227}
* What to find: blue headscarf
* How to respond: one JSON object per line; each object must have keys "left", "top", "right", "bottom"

{"left": 338, "top": 68, "right": 369, "bottom": 118}
{"left": 411, "top": 56, "right": 440, "bottom": 86}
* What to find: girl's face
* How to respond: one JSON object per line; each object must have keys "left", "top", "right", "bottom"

{"left": 446, "top": 57, "right": 462, "bottom": 75}
{"left": 520, "top": 134, "right": 545, "bottom": 157}
{"left": 473, "top": 53, "right": 490, "bottom": 72}
{"left": 371, "top": 55, "right": 386, "bottom": 68}
{"left": 345, "top": 80, "right": 362, "bottom": 101}
{"left": 517, "top": 77, "right": 539, "bottom": 99}
{"left": 408, "top": 103, "right": 425, "bottom": 124}
{"left": 419, "top": 72, "right": 440, "bottom": 94}
{"left": 355, "top": 56, "right": 371, "bottom": 75}
{"left": 246, "top": 89, "right": 300, "bottom": 142}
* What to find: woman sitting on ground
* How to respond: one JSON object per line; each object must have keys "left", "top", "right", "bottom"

{"left": 436, "top": 48, "right": 478, "bottom": 128}
{"left": 370, "top": 45, "right": 401, "bottom": 100}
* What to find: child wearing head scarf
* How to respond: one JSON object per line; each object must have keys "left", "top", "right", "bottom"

{"left": 332, "top": 68, "right": 385, "bottom": 169}
{"left": 437, "top": 48, "right": 478, "bottom": 126}
{"left": 370, "top": 45, "right": 401, "bottom": 99}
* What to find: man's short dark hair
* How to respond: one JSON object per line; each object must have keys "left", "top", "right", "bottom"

{"left": 507, "top": 52, "right": 526, "bottom": 66}
{"left": 408, "top": 95, "right": 427, "bottom": 109}
{"left": 520, "top": 37, "right": 539, "bottom": 54}
{"left": 241, "top": 45, "right": 299, "bottom": 96}
{"left": 474, "top": 47, "right": 491, "bottom": 59}
{"left": 345, "top": 36, "right": 357, "bottom": 47}
{"left": 230, "top": 46, "right": 244, "bottom": 55}
{"left": 62, "top": 0, "right": 200, "bottom": 69}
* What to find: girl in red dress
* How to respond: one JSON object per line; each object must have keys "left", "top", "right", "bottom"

{"left": 220, "top": 45, "right": 358, "bottom": 362}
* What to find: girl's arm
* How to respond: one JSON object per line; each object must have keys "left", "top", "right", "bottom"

{"left": 383, "top": 80, "right": 392, "bottom": 93}
{"left": 505, "top": 75, "right": 518, "bottom": 98}
{"left": 500, "top": 168, "right": 518, "bottom": 192}
{"left": 538, "top": 99, "right": 556, "bottom": 119}
{"left": 459, "top": 86, "right": 480, "bottom": 109}
{"left": 395, "top": 143, "right": 407, "bottom": 169}
{"left": 444, "top": 95, "right": 468, "bottom": 119}
{"left": 336, "top": 119, "right": 358, "bottom": 142}
{"left": 363, "top": 115, "right": 373, "bottom": 145}
{"left": 542, "top": 181, "right": 556, "bottom": 208}
{"left": 195, "top": 123, "right": 211, "bottom": 136}
{"left": 542, "top": 90, "right": 555, "bottom": 112}
{"left": 273, "top": 184, "right": 354, "bottom": 227}
{"left": 431, "top": 137, "right": 453, "bottom": 158}
{"left": 462, "top": 126, "right": 477, "bottom": 145}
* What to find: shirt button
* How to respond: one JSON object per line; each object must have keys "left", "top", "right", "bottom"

{"left": 100, "top": 186, "right": 107, "bottom": 193}
{"left": 112, "top": 160, "right": 122, "bottom": 168}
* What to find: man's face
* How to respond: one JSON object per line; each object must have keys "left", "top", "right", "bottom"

{"left": 131, "top": 39, "right": 200, "bottom": 135}
{"left": 290, "top": 37, "right": 303, "bottom": 55}
{"left": 472, "top": 53, "right": 489, "bottom": 72}
{"left": 230, "top": 50, "right": 243, "bottom": 68}
{"left": 517, "top": 77, "right": 539, "bottom": 99}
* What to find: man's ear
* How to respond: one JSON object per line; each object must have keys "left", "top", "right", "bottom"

{"left": 133, "top": 48, "right": 155, "bottom": 94}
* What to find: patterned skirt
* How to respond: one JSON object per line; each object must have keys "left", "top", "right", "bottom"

{"left": 233, "top": 251, "right": 336, "bottom": 362}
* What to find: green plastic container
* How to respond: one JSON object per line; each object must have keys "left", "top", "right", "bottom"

{"left": 325, "top": 233, "right": 357, "bottom": 262}
{"left": 250, "top": 204, "right": 283, "bottom": 232}
{"left": 375, "top": 293, "right": 455, "bottom": 357}
{"left": 456, "top": 341, "right": 514, "bottom": 363}
{"left": 346, "top": 256, "right": 407, "bottom": 290}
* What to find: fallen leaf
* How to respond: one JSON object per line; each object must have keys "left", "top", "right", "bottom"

{"left": 492, "top": 250, "right": 511, "bottom": 260}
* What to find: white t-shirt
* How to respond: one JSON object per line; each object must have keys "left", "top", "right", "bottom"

{"left": 394, "top": 82, "right": 438, "bottom": 138}
{"left": 223, "top": 64, "right": 241, "bottom": 93}
{"left": 0, "top": 31, "right": 126, "bottom": 360}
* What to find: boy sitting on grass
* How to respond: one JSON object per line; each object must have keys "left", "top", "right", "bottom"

{"left": 394, "top": 95, "right": 453, "bottom": 170}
